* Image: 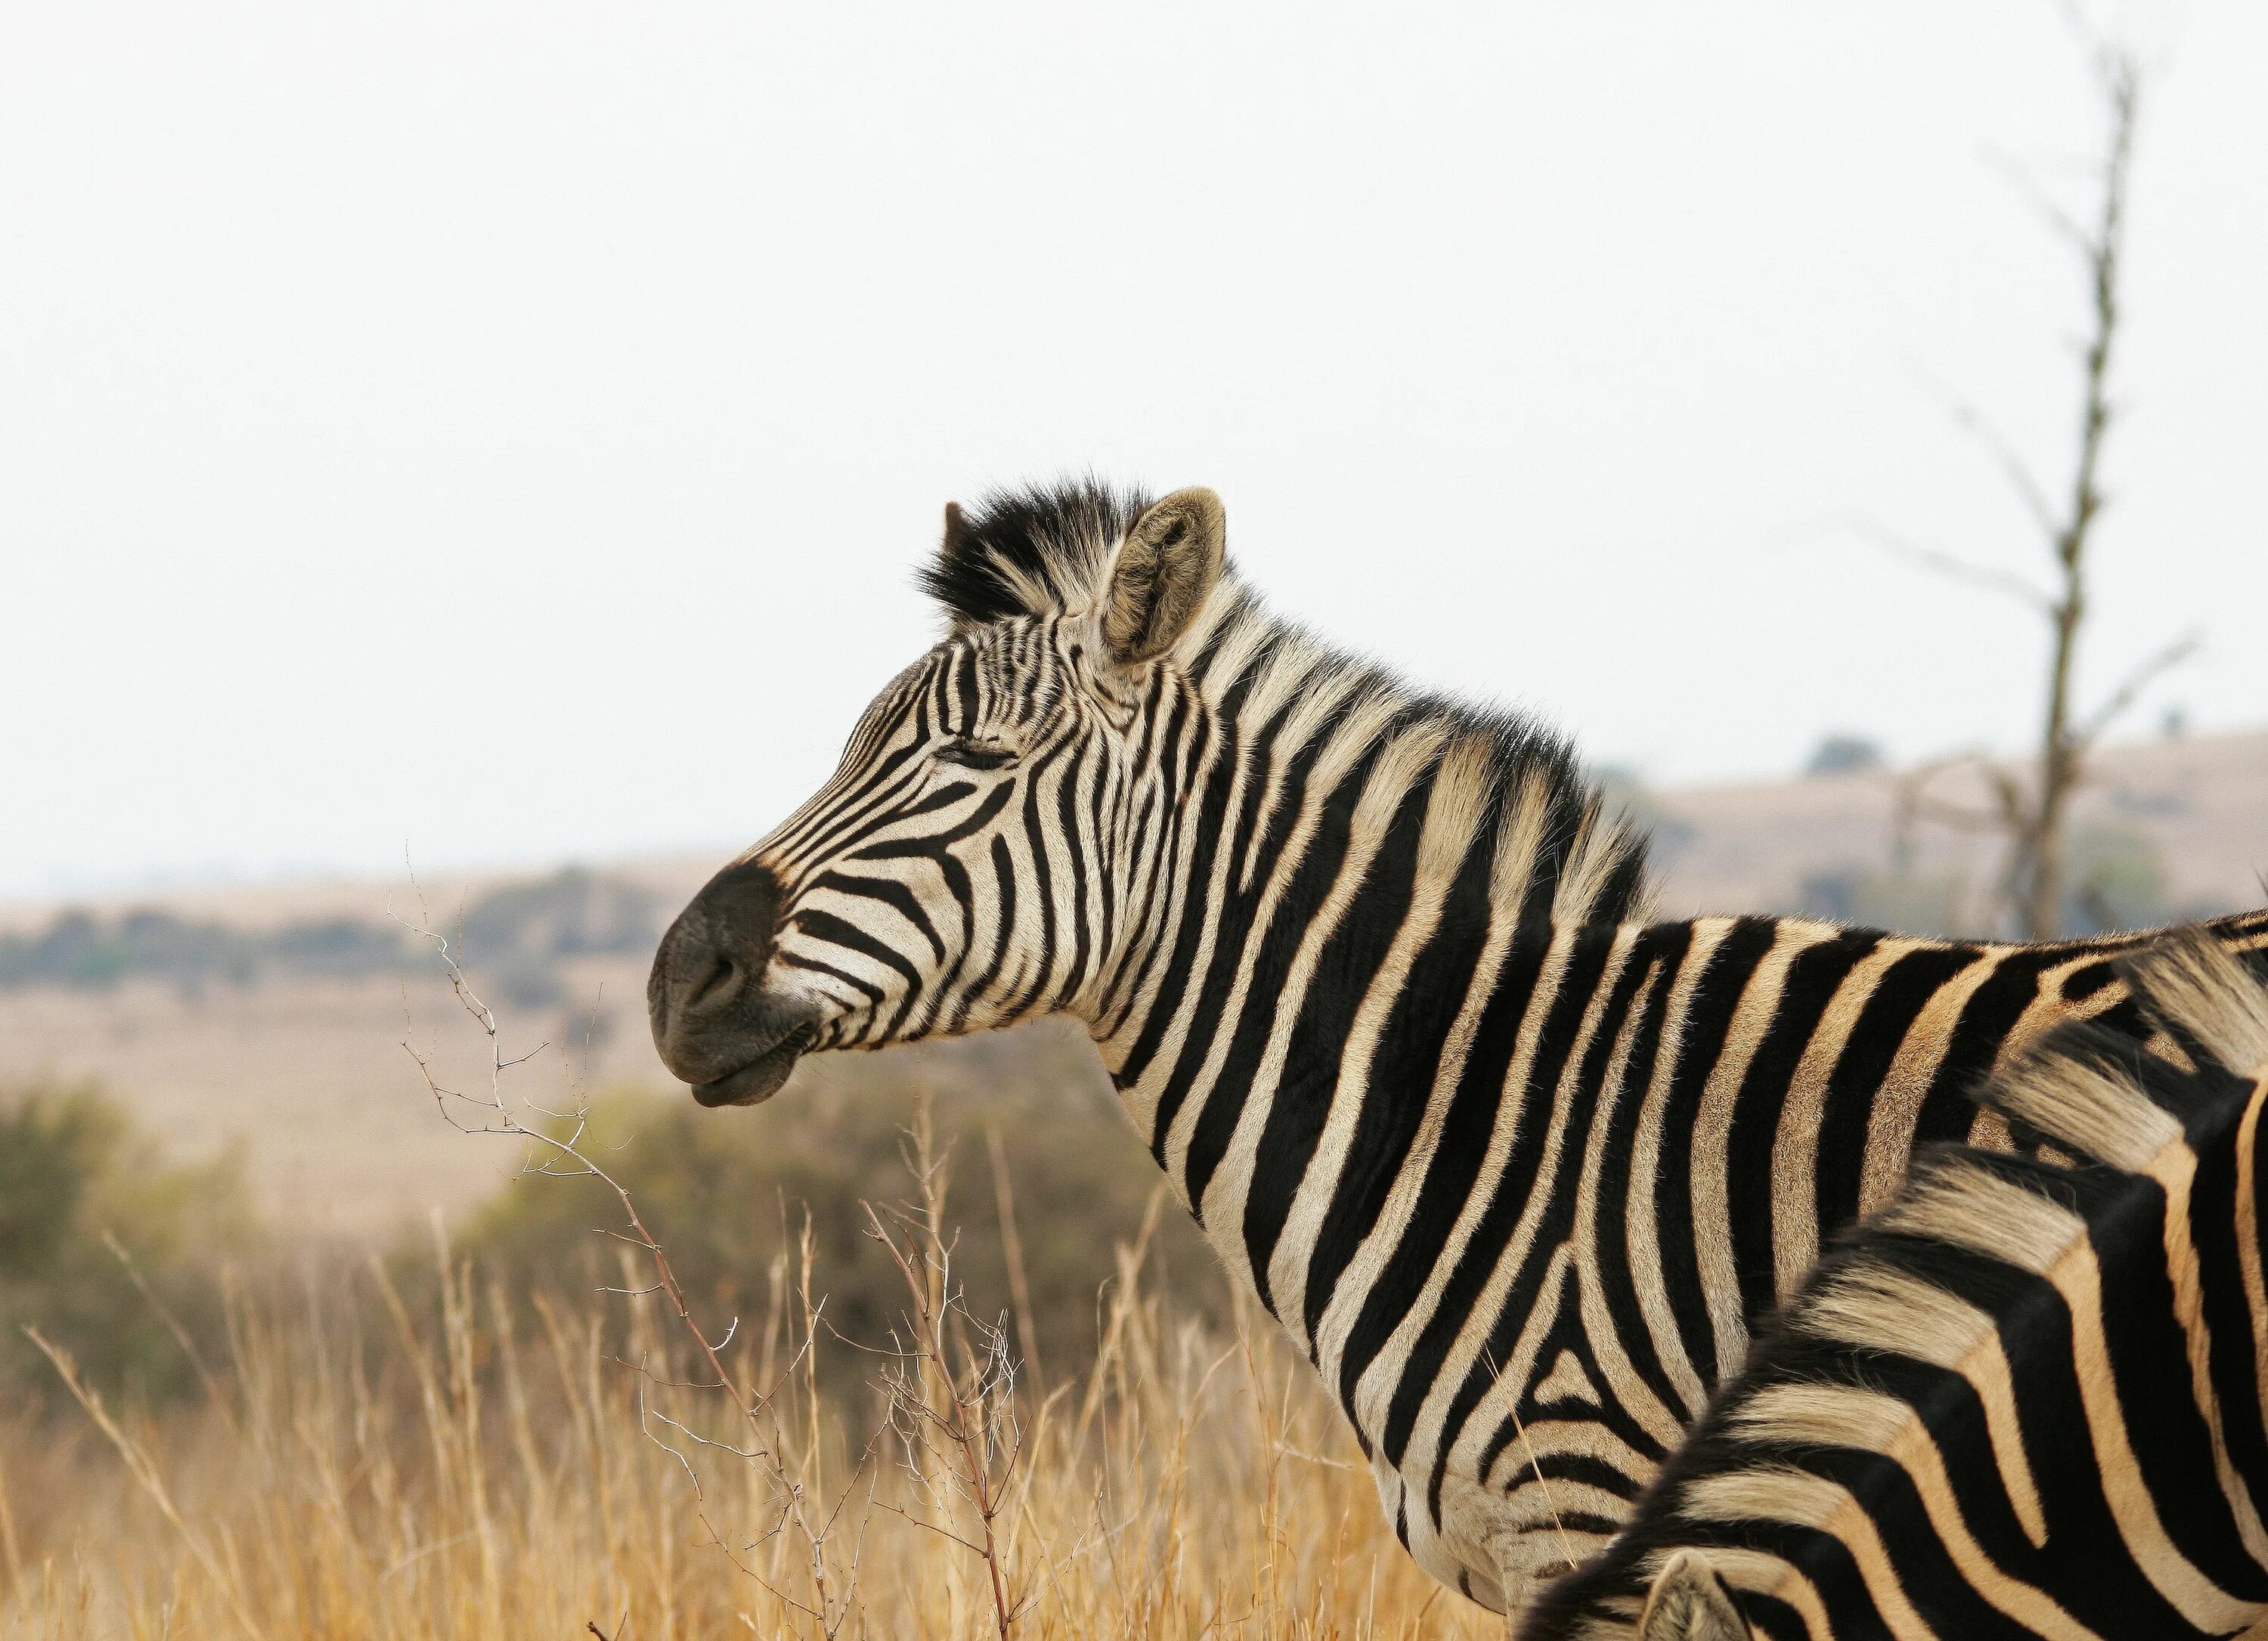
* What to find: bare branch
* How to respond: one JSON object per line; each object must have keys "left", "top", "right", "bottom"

{"left": 1981, "top": 143, "right": 2093, "bottom": 252}
{"left": 858, "top": 1105, "right": 1030, "bottom": 1639}
{"left": 1842, "top": 516, "right": 2053, "bottom": 611}
{"left": 612, "top": 1354, "right": 731, "bottom": 1392}
{"left": 2073, "top": 630, "right": 2201, "bottom": 750}
{"left": 1873, "top": 26, "right": 2149, "bottom": 939}
{"left": 1949, "top": 400, "right": 2061, "bottom": 541}
{"left": 392, "top": 882, "right": 873, "bottom": 1635}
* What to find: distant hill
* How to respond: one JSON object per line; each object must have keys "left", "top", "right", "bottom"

{"left": 2, "top": 729, "right": 2260, "bottom": 1235}
{"left": 1650, "top": 727, "right": 2268, "bottom": 932}
{"left": 0, "top": 861, "right": 719, "bottom": 1234}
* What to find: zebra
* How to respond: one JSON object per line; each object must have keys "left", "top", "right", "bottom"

{"left": 1517, "top": 935, "right": 2268, "bottom": 1641}
{"left": 645, "top": 478, "right": 2268, "bottom": 1617}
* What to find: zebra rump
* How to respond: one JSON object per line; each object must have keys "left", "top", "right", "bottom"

{"left": 1517, "top": 934, "right": 2268, "bottom": 1641}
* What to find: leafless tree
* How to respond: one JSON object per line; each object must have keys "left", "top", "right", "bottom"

{"left": 1862, "top": 19, "right": 2195, "bottom": 939}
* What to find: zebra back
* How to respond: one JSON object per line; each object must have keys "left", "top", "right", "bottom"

{"left": 1517, "top": 934, "right": 2268, "bottom": 1641}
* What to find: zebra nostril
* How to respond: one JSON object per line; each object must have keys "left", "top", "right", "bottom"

{"left": 649, "top": 856, "right": 787, "bottom": 1072}
{"left": 685, "top": 952, "right": 742, "bottom": 1016}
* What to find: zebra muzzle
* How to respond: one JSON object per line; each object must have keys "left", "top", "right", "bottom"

{"left": 689, "top": 1020, "right": 815, "bottom": 1107}
{"left": 649, "top": 856, "right": 821, "bottom": 1106}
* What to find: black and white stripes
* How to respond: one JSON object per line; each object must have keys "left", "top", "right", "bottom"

{"left": 1520, "top": 937, "right": 2268, "bottom": 1641}
{"left": 647, "top": 479, "right": 2268, "bottom": 1618}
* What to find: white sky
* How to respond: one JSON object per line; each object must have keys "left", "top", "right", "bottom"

{"left": 3, "top": 2, "right": 2263, "bottom": 900}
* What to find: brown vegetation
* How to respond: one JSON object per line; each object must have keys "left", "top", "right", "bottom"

{"left": 0, "top": 931, "right": 1483, "bottom": 1638}
{"left": 1, "top": 1160, "right": 1486, "bottom": 1639}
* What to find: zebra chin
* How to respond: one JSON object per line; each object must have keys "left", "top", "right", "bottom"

{"left": 687, "top": 1032, "right": 808, "bottom": 1107}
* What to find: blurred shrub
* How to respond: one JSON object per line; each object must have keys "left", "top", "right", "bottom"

{"left": 456, "top": 866, "right": 671, "bottom": 1008}
{"left": 1798, "top": 862, "right": 1977, "bottom": 937}
{"left": 0, "top": 1081, "right": 258, "bottom": 1407}
{"left": 2063, "top": 821, "right": 2173, "bottom": 934}
{"left": 0, "top": 867, "right": 668, "bottom": 1006}
{"left": 0, "top": 906, "right": 404, "bottom": 993}
{"left": 1800, "top": 822, "right": 2182, "bottom": 938}
{"left": 1802, "top": 733, "right": 1885, "bottom": 778}
{"left": 460, "top": 865, "right": 666, "bottom": 961}
{"left": 0, "top": 909, "right": 259, "bottom": 991}
{"left": 458, "top": 1023, "right": 1225, "bottom": 1380}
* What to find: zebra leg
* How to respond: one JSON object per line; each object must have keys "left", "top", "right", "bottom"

{"left": 1636, "top": 1552, "right": 1752, "bottom": 1641}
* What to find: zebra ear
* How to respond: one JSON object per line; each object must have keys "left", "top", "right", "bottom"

{"left": 934, "top": 501, "right": 983, "bottom": 633}
{"left": 1100, "top": 487, "right": 1225, "bottom": 665}
{"left": 1637, "top": 1552, "right": 1752, "bottom": 1641}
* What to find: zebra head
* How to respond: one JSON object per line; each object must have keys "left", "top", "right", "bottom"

{"left": 649, "top": 481, "right": 1228, "bottom": 1107}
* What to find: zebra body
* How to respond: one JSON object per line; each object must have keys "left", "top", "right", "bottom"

{"left": 1520, "top": 937, "right": 2268, "bottom": 1641}
{"left": 645, "top": 481, "right": 2268, "bottom": 1615}
{"left": 1183, "top": 909, "right": 2268, "bottom": 1611}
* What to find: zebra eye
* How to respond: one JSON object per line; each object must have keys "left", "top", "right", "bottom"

{"left": 936, "top": 738, "right": 1015, "bottom": 772}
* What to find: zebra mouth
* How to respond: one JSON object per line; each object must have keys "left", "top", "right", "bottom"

{"left": 690, "top": 1026, "right": 811, "bottom": 1108}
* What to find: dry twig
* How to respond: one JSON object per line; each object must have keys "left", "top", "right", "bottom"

{"left": 390, "top": 877, "right": 871, "bottom": 1634}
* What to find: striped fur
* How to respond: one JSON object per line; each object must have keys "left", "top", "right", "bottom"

{"left": 1518, "top": 938, "right": 2268, "bottom": 1640}
{"left": 652, "top": 481, "right": 2268, "bottom": 1616}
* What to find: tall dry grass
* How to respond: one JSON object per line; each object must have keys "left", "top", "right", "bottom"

{"left": 0, "top": 1169, "right": 1492, "bottom": 1640}
{"left": 0, "top": 917, "right": 1494, "bottom": 1639}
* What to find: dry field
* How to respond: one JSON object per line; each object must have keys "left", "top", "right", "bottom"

{"left": 1, "top": 935, "right": 1486, "bottom": 1638}
{"left": 0, "top": 1169, "right": 1496, "bottom": 1641}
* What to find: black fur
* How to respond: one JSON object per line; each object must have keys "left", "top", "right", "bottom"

{"left": 918, "top": 476, "right": 1156, "bottom": 627}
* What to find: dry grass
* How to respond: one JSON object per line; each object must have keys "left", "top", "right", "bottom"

{"left": 0, "top": 903, "right": 1496, "bottom": 1639}
{"left": 0, "top": 1187, "right": 1493, "bottom": 1641}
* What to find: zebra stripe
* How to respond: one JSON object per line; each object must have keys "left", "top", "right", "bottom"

{"left": 646, "top": 480, "right": 2268, "bottom": 1617}
{"left": 1520, "top": 936, "right": 2268, "bottom": 1641}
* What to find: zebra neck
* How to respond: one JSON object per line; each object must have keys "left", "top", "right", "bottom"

{"left": 1083, "top": 587, "right": 1644, "bottom": 1330}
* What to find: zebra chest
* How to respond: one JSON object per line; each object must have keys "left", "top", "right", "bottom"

{"left": 1344, "top": 1231, "right": 1712, "bottom": 1619}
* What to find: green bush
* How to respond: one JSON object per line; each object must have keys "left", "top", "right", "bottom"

{"left": 2064, "top": 822, "right": 2174, "bottom": 935}
{"left": 458, "top": 1023, "right": 1226, "bottom": 1384}
{"left": 0, "top": 1082, "right": 258, "bottom": 1407}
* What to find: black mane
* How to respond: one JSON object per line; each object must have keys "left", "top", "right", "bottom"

{"left": 914, "top": 476, "right": 1653, "bottom": 928}
{"left": 919, "top": 477, "right": 1154, "bottom": 627}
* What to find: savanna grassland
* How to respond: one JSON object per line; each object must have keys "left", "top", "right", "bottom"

{"left": 0, "top": 999, "right": 1495, "bottom": 1641}
{"left": 2, "top": 1187, "right": 1493, "bottom": 1641}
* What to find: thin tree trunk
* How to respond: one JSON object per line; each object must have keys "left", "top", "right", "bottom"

{"left": 2020, "top": 49, "right": 2133, "bottom": 940}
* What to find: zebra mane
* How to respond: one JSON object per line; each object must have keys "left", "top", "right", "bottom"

{"left": 1987, "top": 934, "right": 2268, "bottom": 1167}
{"left": 920, "top": 478, "right": 1653, "bottom": 929}
{"left": 1194, "top": 621, "right": 1657, "bottom": 930}
{"left": 920, "top": 476, "right": 1156, "bottom": 628}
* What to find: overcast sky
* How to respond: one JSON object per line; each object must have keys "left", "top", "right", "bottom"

{"left": 4, "top": 2, "right": 2263, "bottom": 900}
